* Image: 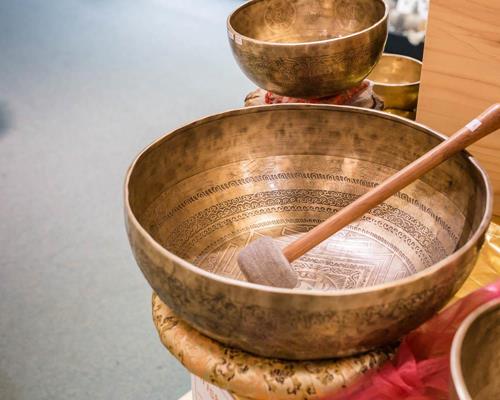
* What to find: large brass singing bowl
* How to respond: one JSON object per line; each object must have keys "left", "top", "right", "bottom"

{"left": 227, "top": 0, "right": 388, "bottom": 98}
{"left": 367, "top": 53, "right": 422, "bottom": 110}
{"left": 450, "top": 298, "right": 500, "bottom": 400}
{"left": 125, "top": 105, "right": 492, "bottom": 360}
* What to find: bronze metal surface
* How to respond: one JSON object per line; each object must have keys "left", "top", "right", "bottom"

{"left": 227, "top": 0, "right": 388, "bottom": 98}
{"left": 367, "top": 53, "right": 422, "bottom": 110}
{"left": 125, "top": 104, "right": 492, "bottom": 360}
{"left": 450, "top": 298, "right": 500, "bottom": 400}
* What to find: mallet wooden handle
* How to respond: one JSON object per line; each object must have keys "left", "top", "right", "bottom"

{"left": 282, "top": 104, "right": 500, "bottom": 262}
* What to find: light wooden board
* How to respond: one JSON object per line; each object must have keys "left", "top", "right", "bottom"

{"left": 416, "top": 0, "right": 500, "bottom": 215}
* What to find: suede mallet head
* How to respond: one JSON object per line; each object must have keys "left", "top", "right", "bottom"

{"left": 237, "top": 236, "right": 298, "bottom": 289}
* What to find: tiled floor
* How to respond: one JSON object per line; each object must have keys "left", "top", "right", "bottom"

{"left": 0, "top": 1, "right": 251, "bottom": 398}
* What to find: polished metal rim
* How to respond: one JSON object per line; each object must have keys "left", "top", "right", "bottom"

{"left": 124, "top": 104, "right": 493, "bottom": 297}
{"left": 226, "top": 0, "right": 388, "bottom": 47}
{"left": 366, "top": 52, "right": 422, "bottom": 87}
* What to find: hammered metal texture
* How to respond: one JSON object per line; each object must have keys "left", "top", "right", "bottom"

{"left": 227, "top": 0, "right": 388, "bottom": 98}
{"left": 125, "top": 105, "right": 492, "bottom": 360}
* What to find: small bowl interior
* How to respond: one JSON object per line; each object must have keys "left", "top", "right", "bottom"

{"left": 230, "top": 0, "right": 386, "bottom": 43}
{"left": 368, "top": 54, "right": 421, "bottom": 85}
{"left": 128, "top": 106, "right": 488, "bottom": 291}
{"left": 459, "top": 302, "right": 500, "bottom": 399}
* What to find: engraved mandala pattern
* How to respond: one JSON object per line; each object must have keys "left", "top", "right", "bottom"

{"left": 164, "top": 188, "right": 447, "bottom": 268}
{"left": 264, "top": 0, "right": 296, "bottom": 32}
{"left": 336, "top": 0, "right": 364, "bottom": 22}
{"left": 197, "top": 225, "right": 416, "bottom": 290}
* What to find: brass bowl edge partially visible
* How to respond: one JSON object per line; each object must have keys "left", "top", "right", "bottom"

{"left": 450, "top": 298, "right": 500, "bottom": 400}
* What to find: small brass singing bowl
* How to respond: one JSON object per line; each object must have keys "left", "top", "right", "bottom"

{"left": 227, "top": 0, "right": 388, "bottom": 98}
{"left": 450, "top": 298, "right": 500, "bottom": 400}
{"left": 367, "top": 53, "right": 422, "bottom": 110}
{"left": 125, "top": 105, "right": 492, "bottom": 360}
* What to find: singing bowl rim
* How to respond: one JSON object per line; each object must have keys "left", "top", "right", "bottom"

{"left": 450, "top": 297, "right": 500, "bottom": 400}
{"left": 366, "top": 52, "right": 422, "bottom": 88}
{"left": 124, "top": 104, "right": 493, "bottom": 297}
{"left": 227, "top": 0, "right": 389, "bottom": 47}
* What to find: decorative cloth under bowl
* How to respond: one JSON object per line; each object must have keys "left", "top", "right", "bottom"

{"left": 152, "top": 294, "right": 396, "bottom": 400}
{"left": 244, "top": 81, "right": 384, "bottom": 110}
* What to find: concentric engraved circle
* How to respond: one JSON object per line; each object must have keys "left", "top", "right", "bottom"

{"left": 336, "top": 0, "right": 365, "bottom": 22}
{"left": 264, "top": 1, "right": 296, "bottom": 32}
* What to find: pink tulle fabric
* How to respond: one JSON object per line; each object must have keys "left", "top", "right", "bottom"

{"left": 323, "top": 279, "right": 500, "bottom": 400}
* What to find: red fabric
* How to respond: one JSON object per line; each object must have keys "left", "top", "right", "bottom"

{"left": 323, "top": 280, "right": 500, "bottom": 400}
{"left": 264, "top": 81, "right": 369, "bottom": 105}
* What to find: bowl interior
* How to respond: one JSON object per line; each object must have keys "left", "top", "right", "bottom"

{"left": 459, "top": 302, "right": 500, "bottom": 399}
{"left": 229, "top": 0, "right": 386, "bottom": 43}
{"left": 128, "top": 106, "right": 488, "bottom": 291}
{"left": 368, "top": 54, "right": 422, "bottom": 85}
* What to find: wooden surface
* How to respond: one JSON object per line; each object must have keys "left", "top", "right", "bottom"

{"left": 416, "top": 0, "right": 500, "bottom": 215}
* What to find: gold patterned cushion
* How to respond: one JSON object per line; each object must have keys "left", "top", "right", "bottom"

{"left": 152, "top": 294, "right": 395, "bottom": 400}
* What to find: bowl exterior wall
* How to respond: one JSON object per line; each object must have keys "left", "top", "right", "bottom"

{"left": 367, "top": 53, "right": 422, "bottom": 109}
{"left": 373, "top": 83, "right": 419, "bottom": 110}
{"left": 450, "top": 299, "right": 500, "bottom": 400}
{"left": 126, "top": 208, "right": 484, "bottom": 360}
{"left": 228, "top": 17, "right": 388, "bottom": 98}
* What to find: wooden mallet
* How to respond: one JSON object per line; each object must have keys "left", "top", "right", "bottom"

{"left": 237, "top": 104, "right": 500, "bottom": 288}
